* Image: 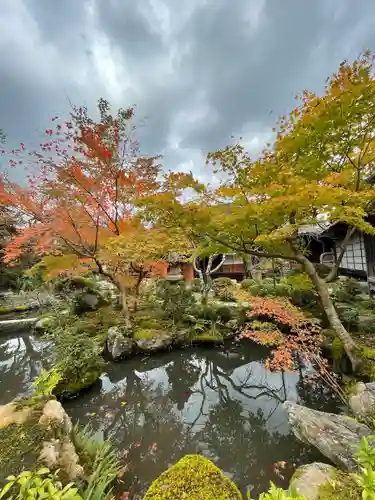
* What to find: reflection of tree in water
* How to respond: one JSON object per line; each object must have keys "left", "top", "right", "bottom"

{"left": 65, "top": 344, "right": 339, "bottom": 499}
{"left": 76, "top": 367, "right": 200, "bottom": 498}
{"left": 0, "top": 333, "right": 50, "bottom": 404}
{"left": 165, "top": 352, "right": 200, "bottom": 410}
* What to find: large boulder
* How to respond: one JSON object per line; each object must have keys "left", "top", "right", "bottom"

{"left": 289, "top": 462, "right": 336, "bottom": 500}
{"left": 284, "top": 401, "right": 372, "bottom": 471}
{"left": 107, "top": 326, "right": 134, "bottom": 360}
{"left": 144, "top": 454, "right": 242, "bottom": 499}
{"left": 349, "top": 382, "right": 375, "bottom": 420}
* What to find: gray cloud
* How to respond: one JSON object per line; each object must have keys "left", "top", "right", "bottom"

{"left": 1, "top": 0, "right": 375, "bottom": 183}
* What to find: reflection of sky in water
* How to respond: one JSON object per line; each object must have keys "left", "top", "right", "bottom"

{"left": 1, "top": 332, "right": 339, "bottom": 498}
{"left": 0, "top": 332, "right": 50, "bottom": 402}
{"left": 100, "top": 354, "right": 312, "bottom": 437}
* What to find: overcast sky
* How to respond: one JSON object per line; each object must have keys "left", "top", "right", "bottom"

{"left": 1, "top": 0, "right": 375, "bottom": 183}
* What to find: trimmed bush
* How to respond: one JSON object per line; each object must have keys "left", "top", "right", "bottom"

{"left": 212, "top": 277, "right": 236, "bottom": 301}
{"left": 241, "top": 278, "right": 258, "bottom": 290}
{"left": 144, "top": 455, "right": 242, "bottom": 499}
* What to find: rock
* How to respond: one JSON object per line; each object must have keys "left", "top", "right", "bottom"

{"left": 0, "top": 403, "right": 33, "bottom": 429}
{"left": 35, "top": 316, "right": 54, "bottom": 331}
{"left": 144, "top": 455, "right": 242, "bottom": 499}
{"left": 289, "top": 462, "right": 336, "bottom": 499}
{"left": 39, "top": 439, "right": 84, "bottom": 481}
{"left": 135, "top": 332, "right": 173, "bottom": 352}
{"left": 107, "top": 326, "right": 134, "bottom": 360}
{"left": 349, "top": 382, "right": 375, "bottom": 420}
{"left": 80, "top": 292, "right": 100, "bottom": 309}
{"left": 284, "top": 401, "right": 372, "bottom": 471}
{"left": 39, "top": 400, "right": 72, "bottom": 434}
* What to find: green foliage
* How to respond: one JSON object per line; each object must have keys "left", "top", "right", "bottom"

{"left": 0, "top": 468, "right": 83, "bottom": 500}
{"left": 249, "top": 482, "right": 305, "bottom": 499}
{"left": 241, "top": 278, "right": 258, "bottom": 290}
{"left": 215, "top": 305, "right": 234, "bottom": 323}
{"left": 135, "top": 316, "right": 164, "bottom": 329}
{"left": 134, "top": 328, "right": 159, "bottom": 339}
{"left": 31, "top": 368, "right": 63, "bottom": 400}
{"left": 0, "top": 425, "right": 120, "bottom": 500}
{"left": 339, "top": 307, "right": 360, "bottom": 330}
{"left": 332, "top": 337, "right": 345, "bottom": 361}
{"left": 143, "top": 454, "right": 242, "bottom": 499}
{"left": 212, "top": 277, "right": 236, "bottom": 301}
{"left": 72, "top": 424, "right": 120, "bottom": 500}
{"left": 359, "top": 316, "right": 375, "bottom": 335}
{"left": 52, "top": 276, "right": 98, "bottom": 295}
{"left": 46, "top": 324, "right": 104, "bottom": 398}
{"left": 321, "top": 435, "right": 375, "bottom": 500}
{"left": 332, "top": 278, "right": 363, "bottom": 303}
{"left": 155, "top": 280, "right": 196, "bottom": 324}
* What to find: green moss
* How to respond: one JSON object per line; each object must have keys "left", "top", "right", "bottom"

{"left": 134, "top": 328, "right": 163, "bottom": 339}
{"left": 0, "top": 413, "right": 48, "bottom": 478}
{"left": 192, "top": 332, "right": 224, "bottom": 344}
{"left": 135, "top": 316, "right": 164, "bottom": 329}
{"left": 0, "top": 305, "right": 30, "bottom": 315}
{"left": 54, "top": 368, "right": 101, "bottom": 400}
{"left": 144, "top": 454, "right": 242, "bottom": 499}
{"left": 332, "top": 337, "right": 345, "bottom": 361}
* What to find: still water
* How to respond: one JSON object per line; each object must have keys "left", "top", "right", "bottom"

{"left": 0, "top": 329, "right": 339, "bottom": 498}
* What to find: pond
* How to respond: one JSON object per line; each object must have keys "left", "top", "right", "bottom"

{"left": 0, "top": 329, "right": 340, "bottom": 499}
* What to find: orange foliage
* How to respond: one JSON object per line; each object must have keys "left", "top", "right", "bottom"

{"left": 0, "top": 100, "right": 162, "bottom": 287}
{"left": 238, "top": 294, "right": 322, "bottom": 371}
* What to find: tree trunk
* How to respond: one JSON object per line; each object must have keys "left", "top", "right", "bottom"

{"left": 243, "top": 257, "right": 252, "bottom": 278}
{"left": 295, "top": 251, "right": 362, "bottom": 372}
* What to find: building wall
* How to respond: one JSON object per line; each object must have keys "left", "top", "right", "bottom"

{"left": 337, "top": 231, "right": 367, "bottom": 272}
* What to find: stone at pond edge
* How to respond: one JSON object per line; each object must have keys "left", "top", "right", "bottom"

{"left": 143, "top": 454, "right": 242, "bottom": 499}
{"left": 289, "top": 462, "right": 337, "bottom": 500}
{"left": 107, "top": 326, "right": 134, "bottom": 360}
{"left": 35, "top": 316, "right": 54, "bottom": 331}
{"left": 54, "top": 368, "right": 101, "bottom": 399}
{"left": 135, "top": 332, "right": 174, "bottom": 352}
{"left": 284, "top": 401, "right": 372, "bottom": 471}
{"left": 349, "top": 381, "right": 375, "bottom": 420}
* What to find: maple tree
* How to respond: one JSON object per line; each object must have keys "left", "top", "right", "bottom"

{"left": 143, "top": 52, "right": 375, "bottom": 372}
{"left": 0, "top": 99, "right": 167, "bottom": 323}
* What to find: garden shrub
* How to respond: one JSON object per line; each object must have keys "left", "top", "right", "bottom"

{"left": 332, "top": 277, "right": 363, "bottom": 303}
{"left": 46, "top": 325, "right": 104, "bottom": 398}
{"left": 241, "top": 278, "right": 258, "bottom": 290}
{"left": 246, "top": 282, "right": 290, "bottom": 298}
{"left": 144, "top": 455, "right": 242, "bottom": 499}
{"left": 279, "top": 272, "right": 318, "bottom": 307}
{"left": 212, "top": 277, "right": 236, "bottom": 301}
{"left": 215, "top": 305, "right": 233, "bottom": 323}
{"left": 338, "top": 306, "right": 359, "bottom": 331}
{"left": 155, "top": 280, "right": 196, "bottom": 323}
{"left": 358, "top": 315, "right": 375, "bottom": 334}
